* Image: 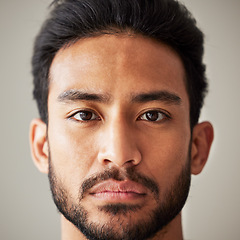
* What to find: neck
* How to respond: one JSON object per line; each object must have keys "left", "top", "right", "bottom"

{"left": 61, "top": 214, "right": 183, "bottom": 240}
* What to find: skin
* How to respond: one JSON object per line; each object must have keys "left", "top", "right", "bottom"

{"left": 30, "top": 34, "right": 214, "bottom": 240}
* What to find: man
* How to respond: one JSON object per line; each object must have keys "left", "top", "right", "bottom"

{"left": 29, "top": 0, "right": 214, "bottom": 239}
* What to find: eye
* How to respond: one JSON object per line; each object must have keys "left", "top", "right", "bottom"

{"left": 139, "top": 110, "right": 169, "bottom": 122}
{"left": 69, "top": 110, "right": 100, "bottom": 122}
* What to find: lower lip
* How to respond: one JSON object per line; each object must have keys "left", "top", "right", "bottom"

{"left": 91, "top": 191, "right": 146, "bottom": 202}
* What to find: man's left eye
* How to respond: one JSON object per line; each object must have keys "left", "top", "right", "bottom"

{"left": 139, "top": 110, "right": 168, "bottom": 122}
{"left": 70, "top": 110, "right": 100, "bottom": 121}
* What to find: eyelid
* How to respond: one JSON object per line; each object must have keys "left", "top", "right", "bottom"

{"left": 67, "top": 108, "right": 101, "bottom": 122}
{"left": 137, "top": 109, "right": 171, "bottom": 122}
{"left": 66, "top": 108, "right": 171, "bottom": 123}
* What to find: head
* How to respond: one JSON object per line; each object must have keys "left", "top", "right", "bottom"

{"left": 30, "top": 0, "right": 214, "bottom": 240}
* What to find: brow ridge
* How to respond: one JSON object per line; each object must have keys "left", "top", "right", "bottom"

{"left": 57, "top": 89, "right": 111, "bottom": 103}
{"left": 131, "top": 90, "right": 182, "bottom": 105}
{"left": 57, "top": 89, "right": 181, "bottom": 105}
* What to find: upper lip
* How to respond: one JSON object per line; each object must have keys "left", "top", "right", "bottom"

{"left": 89, "top": 180, "right": 147, "bottom": 195}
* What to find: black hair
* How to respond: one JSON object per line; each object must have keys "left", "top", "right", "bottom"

{"left": 32, "top": 0, "right": 207, "bottom": 128}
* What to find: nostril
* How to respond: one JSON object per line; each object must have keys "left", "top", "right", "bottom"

{"left": 102, "top": 158, "right": 137, "bottom": 167}
{"left": 124, "top": 159, "right": 137, "bottom": 167}
{"left": 103, "top": 159, "right": 112, "bottom": 165}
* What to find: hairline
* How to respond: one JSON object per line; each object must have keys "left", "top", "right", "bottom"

{"left": 48, "top": 30, "right": 190, "bottom": 108}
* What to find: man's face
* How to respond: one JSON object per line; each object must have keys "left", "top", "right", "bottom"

{"left": 47, "top": 35, "right": 191, "bottom": 239}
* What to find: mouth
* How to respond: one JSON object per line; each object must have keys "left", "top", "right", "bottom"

{"left": 89, "top": 180, "right": 147, "bottom": 203}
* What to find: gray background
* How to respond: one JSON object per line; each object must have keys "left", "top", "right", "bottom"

{"left": 0, "top": 0, "right": 239, "bottom": 239}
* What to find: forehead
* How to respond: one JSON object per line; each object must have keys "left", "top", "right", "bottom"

{"left": 49, "top": 34, "right": 188, "bottom": 106}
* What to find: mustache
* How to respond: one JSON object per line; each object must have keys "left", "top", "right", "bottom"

{"left": 79, "top": 167, "right": 159, "bottom": 200}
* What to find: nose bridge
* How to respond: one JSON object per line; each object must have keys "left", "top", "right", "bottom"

{"left": 98, "top": 113, "right": 141, "bottom": 167}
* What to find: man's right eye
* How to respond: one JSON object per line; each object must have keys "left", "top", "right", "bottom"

{"left": 69, "top": 110, "right": 100, "bottom": 122}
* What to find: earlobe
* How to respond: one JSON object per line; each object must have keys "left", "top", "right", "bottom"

{"left": 29, "top": 118, "right": 49, "bottom": 174}
{"left": 191, "top": 121, "right": 214, "bottom": 175}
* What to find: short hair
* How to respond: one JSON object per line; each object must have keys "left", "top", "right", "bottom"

{"left": 32, "top": 0, "right": 207, "bottom": 128}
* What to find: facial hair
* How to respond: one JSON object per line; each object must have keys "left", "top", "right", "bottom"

{"left": 48, "top": 151, "right": 191, "bottom": 240}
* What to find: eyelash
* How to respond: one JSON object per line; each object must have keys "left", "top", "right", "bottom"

{"left": 68, "top": 109, "right": 171, "bottom": 123}
{"left": 68, "top": 109, "right": 100, "bottom": 122}
{"left": 137, "top": 110, "right": 171, "bottom": 123}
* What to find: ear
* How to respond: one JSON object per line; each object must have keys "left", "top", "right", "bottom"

{"left": 29, "top": 118, "right": 49, "bottom": 174}
{"left": 191, "top": 121, "right": 214, "bottom": 175}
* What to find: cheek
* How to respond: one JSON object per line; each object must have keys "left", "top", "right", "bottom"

{"left": 48, "top": 124, "right": 98, "bottom": 192}
{"left": 140, "top": 128, "right": 190, "bottom": 184}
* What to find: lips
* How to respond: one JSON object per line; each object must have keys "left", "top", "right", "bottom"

{"left": 89, "top": 180, "right": 147, "bottom": 202}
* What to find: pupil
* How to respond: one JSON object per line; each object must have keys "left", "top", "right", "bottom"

{"left": 80, "top": 111, "right": 92, "bottom": 120}
{"left": 146, "top": 111, "right": 158, "bottom": 121}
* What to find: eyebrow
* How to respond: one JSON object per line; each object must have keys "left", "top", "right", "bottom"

{"left": 131, "top": 91, "right": 182, "bottom": 105}
{"left": 57, "top": 89, "right": 111, "bottom": 103}
{"left": 57, "top": 89, "right": 181, "bottom": 105}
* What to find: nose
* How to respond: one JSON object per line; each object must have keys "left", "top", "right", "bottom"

{"left": 97, "top": 118, "right": 142, "bottom": 168}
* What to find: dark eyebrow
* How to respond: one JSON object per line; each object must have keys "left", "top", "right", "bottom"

{"left": 57, "top": 89, "right": 111, "bottom": 103}
{"left": 58, "top": 89, "right": 181, "bottom": 105}
{"left": 131, "top": 91, "right": 182, "bottom": 105}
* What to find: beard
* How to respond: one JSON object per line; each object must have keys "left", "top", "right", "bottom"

{"left": 48, "top": 150, "right": 191, "bottom": 240}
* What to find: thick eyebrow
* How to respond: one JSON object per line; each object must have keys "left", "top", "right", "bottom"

{"left": 57, "top": 89, "right": 181, "bottom": 105}
{"left": 57, "top": 89, "right": 111, "bottom": 103}
{"left": 131, "top": 91, "right": 182, "bottom": 105}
